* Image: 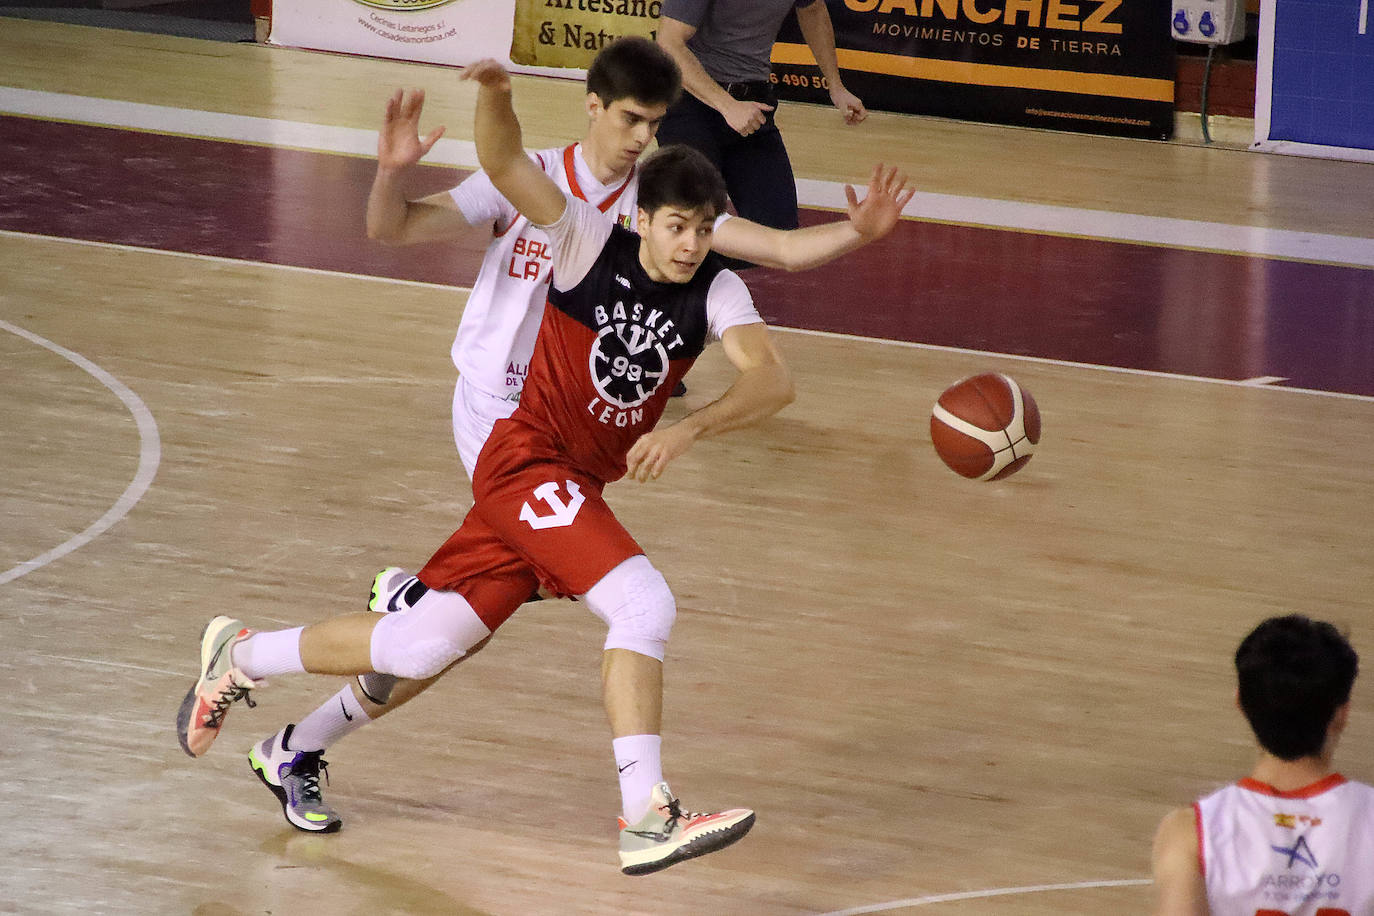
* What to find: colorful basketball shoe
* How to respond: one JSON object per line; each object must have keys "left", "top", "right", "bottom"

{"left": 248, "top": 725, "right": 342, "bottom": 833}
{"left": 617, "top": 782, "right": 755, "bottom": 875}
{"left": 176, "top": 616, "right": 258, "bottom": 758}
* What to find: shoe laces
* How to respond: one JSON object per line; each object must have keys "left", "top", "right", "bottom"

{"left": 663, "top": 797, "right": 683, "bottom": 831}
{"left": 289, "top": 751, "right": 330, "bottom": 802}
{"left": 204, "top": 677, "right": 255, "bottom": 728}
{"left": 660, "top": 796, "right": 704, "bottom": 830}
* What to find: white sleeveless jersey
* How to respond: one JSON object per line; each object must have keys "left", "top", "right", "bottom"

{"left": 1196, "top": 775, "right": 1374, "bottom": 916}
{"left": 448, "top": 144, "right": 640, "bottom": 402}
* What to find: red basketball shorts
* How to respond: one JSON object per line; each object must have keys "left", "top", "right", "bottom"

{"left": 418, "top": 420, "right": 643, "bottom": 633}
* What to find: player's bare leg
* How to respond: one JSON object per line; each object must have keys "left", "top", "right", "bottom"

{"left": 603, "top": 647, "right": 663, "bottom": 737}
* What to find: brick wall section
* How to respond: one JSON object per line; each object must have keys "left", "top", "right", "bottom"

{"left": 1175, "top": 54, "right": 1257, "bottom": 117}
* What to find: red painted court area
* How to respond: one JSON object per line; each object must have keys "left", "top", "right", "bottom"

{"left": 3, "top": 114, "right": 1373, "bottom": 396}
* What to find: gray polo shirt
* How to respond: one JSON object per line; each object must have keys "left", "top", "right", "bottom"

{"left": 660, "top": 0, "right": 818, "bottom": 84}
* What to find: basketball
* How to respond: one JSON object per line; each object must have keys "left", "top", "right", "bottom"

{"left": 930, "top": 373, "right": 1041, "bottom": 481}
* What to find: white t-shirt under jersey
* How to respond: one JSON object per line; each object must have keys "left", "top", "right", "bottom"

{"left": 1196, "top": 774, "right": 1374, "bottom": 916}
{"left": 544, "top": 193, "right": 759, "bottom": 329}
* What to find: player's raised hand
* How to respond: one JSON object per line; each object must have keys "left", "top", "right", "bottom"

{"left": 460, "top": 58, "right": 513, "bottom": 92}
{"left": 378, "top": 88, "right": 446, "bottom": 172}
{"left": 844, "top": 164, "right": 914, "bottom": 240}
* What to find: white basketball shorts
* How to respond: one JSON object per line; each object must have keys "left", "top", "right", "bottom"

{"left": 451, "top": 375, "right": 521, "bottom": 480}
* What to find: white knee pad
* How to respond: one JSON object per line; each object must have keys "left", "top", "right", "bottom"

{"left": 369, "top": 589, "right": 492, "bottom": 680}
{"left": 582, "top": 555, "right": 676, "bottom": 661}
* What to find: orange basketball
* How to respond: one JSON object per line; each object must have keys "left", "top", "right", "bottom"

{"left": 930, "top": 372, "right": 1041, "bottom": 480}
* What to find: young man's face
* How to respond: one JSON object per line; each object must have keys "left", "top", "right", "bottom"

{"left": 636, "top": 204, "right": 715, "bottom": 284}
{"left": 586, "top": 94, "right": 669, "bottom": 175}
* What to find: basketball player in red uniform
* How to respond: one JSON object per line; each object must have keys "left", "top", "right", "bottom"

{"left": 236, "top": 38, "right": 911, "bottom": 836}
{"left": 1152, "top": 615, "right": 1374, "bottom": 915}
{"left": 176, "top": 57, "right": 804, "bottom": 875}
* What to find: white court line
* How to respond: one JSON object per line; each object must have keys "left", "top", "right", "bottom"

{"left": 32, "top": 653, "right": 181, "bottom": 677}
{"left": 794, "top": 177, "right": 1374, "bottom": 269}
{"left": 815, "top": 878, "right": 1152, "bottom": 915}
{"left": 776, "top": 325, "right": 1374, "bottom": 404}
{"left": 0, "top": 319, "right": 161, "bottom": 585}
{"left": 9, "top": 229, "right": 1374, "bottom": 404}
{"left": 0, "top": 228, "right": 464, "bottom": 292}
{"left": 3, "top": 87, "right": 1374, "bottom": 269}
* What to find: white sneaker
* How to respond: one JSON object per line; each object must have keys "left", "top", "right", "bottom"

{"left": 176, "top": 616, "right": 258, "bottom": 758}
{"left": 248, "top": 725, "right": 342, "bottom": 833}
{"left": 617, "top": 782, "right": 755, "bottom": 875}
{"left": 367, "top": 566, "right": 417, "bottom": 615}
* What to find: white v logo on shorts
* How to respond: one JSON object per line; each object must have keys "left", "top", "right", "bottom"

{"left": 519, "top": 480, "right": 585, "bottom": 530}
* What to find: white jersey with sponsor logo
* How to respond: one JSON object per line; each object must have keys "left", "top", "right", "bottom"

{"left": 1196, "top": 774, "right": 1374, "bottom": 916}
{"left": 449, "top": 144, "right": 641, "bottom": 403}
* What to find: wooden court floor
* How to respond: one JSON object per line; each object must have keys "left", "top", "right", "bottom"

{"left": 3, "top": 18, "right": 1374, "bottom": 916}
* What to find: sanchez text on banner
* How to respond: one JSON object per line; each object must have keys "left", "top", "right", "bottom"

{"left": 512, "top": 0, "right": 661, "bottom": 68}
{"left": 770, "top": 0, "right": 1175, "bottom": 140}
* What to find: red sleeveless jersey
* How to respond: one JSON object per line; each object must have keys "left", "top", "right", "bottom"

{"left": 511, "top": 222, "right": 725, "bottom": 483}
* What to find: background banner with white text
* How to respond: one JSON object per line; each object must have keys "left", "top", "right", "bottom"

{"left": 770, "top": 0, "right": 1175, "bottom": 139}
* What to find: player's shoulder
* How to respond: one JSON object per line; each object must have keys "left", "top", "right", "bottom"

{"left": 1152, "top": 805, "right": 1201, "bottom": 871}
{"left": 1157, "top": 804, "right": 1199, "bottom": 839}
{"left": 703, "top": 260, "right": 749, "bottom": 296}
{"left": 532, "top": 145, "right": 571, "bottom": 177}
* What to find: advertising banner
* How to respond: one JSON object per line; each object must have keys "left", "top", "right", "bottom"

{"left": 1254, "top": 0, "right": 1374, "bottom": 161}
{"left": 510, "top": 0, "right": 661, "bottom": 69}
{"left": 267, "top": 0, "right": 579, "bottom": 77}
{"left": 770, "top": 0, "right": 1176, "bottom": 139}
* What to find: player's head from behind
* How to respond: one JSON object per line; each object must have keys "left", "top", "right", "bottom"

{"left": 634, "top": 144, "right": 730, "bottom": 285}
{"left": 1236, "top": 614, "right": 1359, "bottom": 761}
{"left": 584, "top": 37, "right": 681, "bottom": 175}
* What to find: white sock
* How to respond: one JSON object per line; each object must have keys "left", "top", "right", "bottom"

{"left": 287, "top": 686, "right": 372, "bottom": 752}
{"left": 613, "top": 734, "right": 663, "bottom": 823}
{"left": 231, "top": 627, "right": 306, "bottom": 680}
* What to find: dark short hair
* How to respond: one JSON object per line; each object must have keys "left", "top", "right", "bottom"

{"left": 586, "top": 37, "right": 681, "bottom": 108}
{"left": 636, "top": 144, "right": 729, "bottom": 221}
{"left": 1236, "top": 615, "right": 1359, "bottom": 760}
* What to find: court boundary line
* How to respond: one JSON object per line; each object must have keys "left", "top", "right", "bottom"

{"left": 0, "top": 319, "right": 162, "bottom": 586}
{"left": 7, "top": 230, "right": 1372, "bottom": 404}
{"left": 775, "top": 326, "right": 1374, "bottom": 404}
{"left": 0, "top": 229, "right": 464, "bottom": 292}
{"left": 814, "top": 877, "right": 1152, "bottom": 915}
{"left": 3, "top": 88, "right": 1373, "bottom": 269}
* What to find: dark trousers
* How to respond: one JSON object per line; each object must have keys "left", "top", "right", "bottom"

{"left": 656, "top": 87, "right": 800, "bottom": 233}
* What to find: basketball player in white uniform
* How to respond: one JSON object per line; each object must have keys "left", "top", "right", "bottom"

{"left": 1152, "top": 615, "right": 1374, "bottom": 915}
{"left": 241, "top": 37, "right": 915, "bottom": 833}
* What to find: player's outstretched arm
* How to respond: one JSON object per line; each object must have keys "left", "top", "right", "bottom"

{"left": 625, "top": 322, "right": 794, "bottom": 483}
{"left": 460, "top": 60, "right": 566, "bottom": 228}
{"left": 1151, "top": 807, "right": 1209, "bottom": 916}
{"left": 366, "top": 88, "right": 473, "bottom": 245}
{"left": 712, "top": 164, "right": 913, "bottom": 271}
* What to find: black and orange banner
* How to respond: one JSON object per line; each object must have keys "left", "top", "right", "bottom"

{"left": 771, "top": 0, "right": 1174, "bottom": 139}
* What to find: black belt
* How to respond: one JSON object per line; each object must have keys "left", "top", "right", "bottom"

{"left": 722, "top": 80, "right": 775, "bottom": 103}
